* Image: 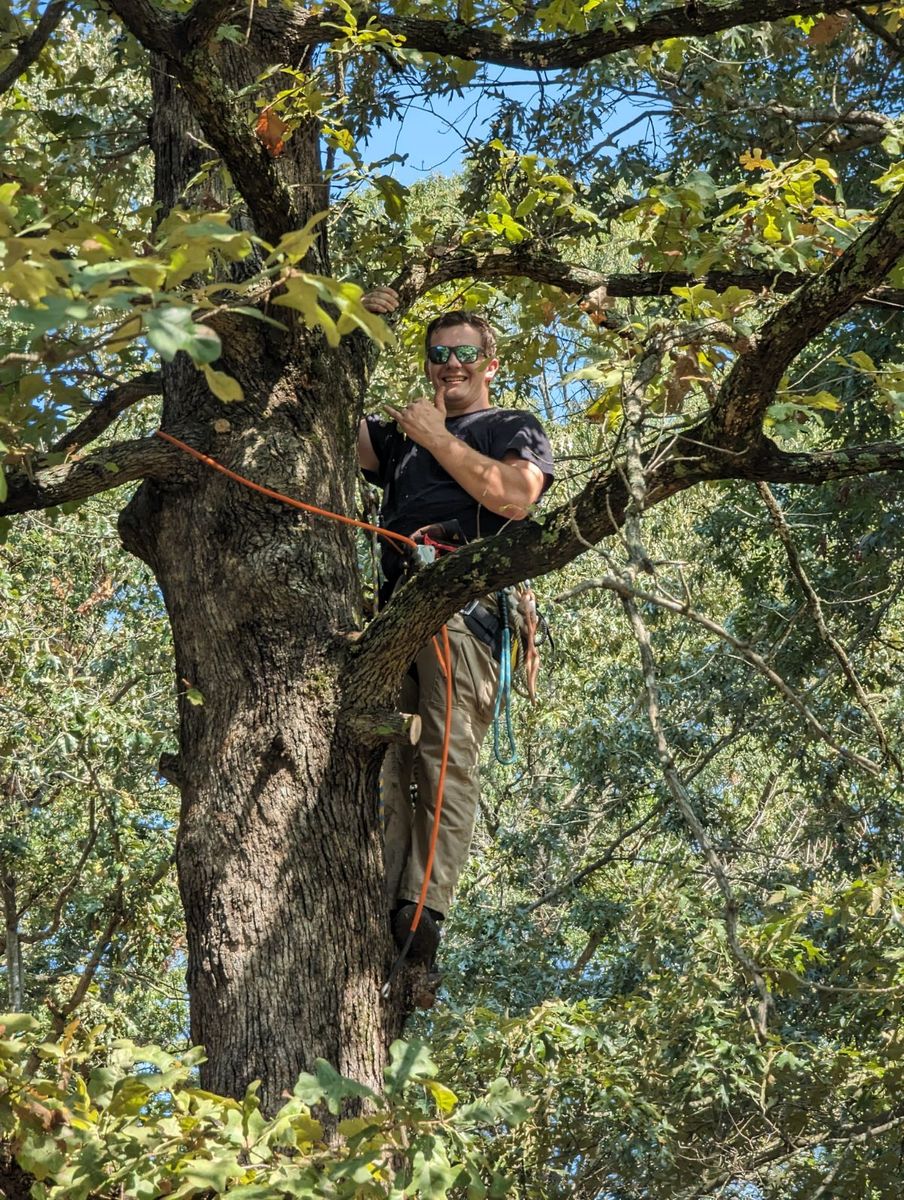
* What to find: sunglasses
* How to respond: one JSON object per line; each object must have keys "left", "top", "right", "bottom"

{"left": 426, "top": 343, "right": 483, "bottom": 365}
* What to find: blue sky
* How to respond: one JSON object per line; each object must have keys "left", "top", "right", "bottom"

{"left": 360, "top": 69, "right": 664, "bottom": 183}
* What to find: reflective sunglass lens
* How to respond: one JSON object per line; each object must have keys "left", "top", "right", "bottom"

{"left": 427, "top": 344, "right": 481, "bottom": 364}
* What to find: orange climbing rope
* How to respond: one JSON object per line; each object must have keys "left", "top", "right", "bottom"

{"left": 154, "top": 429, "right": 452, "bottom": 985}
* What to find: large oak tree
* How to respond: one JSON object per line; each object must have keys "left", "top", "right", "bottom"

{"left": 2, "top": 0, "right": 903, "bottom": 1115}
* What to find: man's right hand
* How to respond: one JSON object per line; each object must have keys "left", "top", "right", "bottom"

{"left": 362, "top": 287, "right": 400, "bottom": 315}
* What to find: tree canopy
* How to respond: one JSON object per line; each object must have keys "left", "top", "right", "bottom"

{"left": 2, "top": 0, "right": 904, "bottom": 1196}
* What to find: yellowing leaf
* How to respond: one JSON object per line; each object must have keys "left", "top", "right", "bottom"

{"left": 739, "top": 148, "right": 775, "bottom": 172}
{"left": 425, "top": 1079, "right": 459, "bottom": 1113}
{"left": 107, "top": 314, "right": 143, "bottom": 351}
{"left": 129, "top": 261, "right": 167, "bottom": 289}
{"left": 272, "top": 275, "right": 339, "bottom": 346}
{"left": 4, "top": 260, "right": 58, "bottom": 305}
{"left": 271, "top": 211, "right": 330, "bottom": 262}
{"left": 202, "top": 364, "right": 244, "bottom": 403}
{"left": 850, "top": 350, "right": 877, "bottom": 373}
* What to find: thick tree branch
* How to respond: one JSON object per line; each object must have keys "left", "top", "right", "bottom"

{"left": 173, "top": 53, "right": 305, "bottom": 244}
{"left": 51, "top": 372, "right": 163, "bottom": 455}
{"left": 757, "top": 104, "right": 891, "bottom": 129}
{"left": 264, "top": 0, "right": 853, "bottom": 70}
{"left": 101, "top": 0, "right": 179, "bottom": 55}
{"left": 106, "top": 1, "right": 304, "bottom": 245}
{"left": 0, "top": 0, "right": 68, "bottom": 96}
{"left": 709, "top": 184, "right": 904, "bottom": 443}
{"left": 344, "top": 435, "right": 904, "bottom": 708}
{"left": 389, "top": 250, "right": 904, "bottom": 314}
{"left": 178, "top": 0, "right": 241, "bottom": 48}
{"left": 0, "top": 435, "right": 176, "bottom": 517}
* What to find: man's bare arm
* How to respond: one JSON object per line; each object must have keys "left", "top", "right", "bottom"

{"left": 385, "top": 393, "right": 546, "bottom": 518}
{"left": 358, "top": 419, "right": 379, "bottom": 473}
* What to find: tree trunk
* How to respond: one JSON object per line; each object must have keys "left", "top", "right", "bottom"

{"left": 117, "top": 49, "right": 410, "bottom": 1110}
{"left": 120, "top": 342, "right": 406, "bottom": 1105}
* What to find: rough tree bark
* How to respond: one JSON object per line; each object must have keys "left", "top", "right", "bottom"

{"left": 114, "top": 45, "right": 404, "bottom": 1110}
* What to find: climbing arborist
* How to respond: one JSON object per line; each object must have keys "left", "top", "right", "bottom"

{"left": 359, "top": 291, "right": 555, "bottom": 964}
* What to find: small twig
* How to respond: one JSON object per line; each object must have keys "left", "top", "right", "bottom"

{"left": 847, "top": 5, "right": 904, "bottom": 54}
{"left": 50, "top": 884, "right": 124, "bottom": 1035}
{"left": 619, "top": 585, "right": 772, "bottom": 1041}
{"left": 522, "top": 805, "right": 663, "bottom": 914}
{"left": 757, "top": 483, "right": 899, "bottom": 771}
{"left": 557, "top": 576, "right": 883, "bottom": 777}
{"left": 19, "top": 793, "right": 98, "bottom": 940}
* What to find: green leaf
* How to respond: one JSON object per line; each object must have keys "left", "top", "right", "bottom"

{"left": 145, "top": 306, "right": 221, "bottom": 364}
{"left": 384, "top": 1039, "right": 438, "bottom": 1094}
{"left": 456, "top": 1078, "right": 528, "bottom": 1127}
{"left": 374, "top": 175, "right": 409, "bottom": 222}
{"left": 0, "top": 1012, "right": 39, "bottom": 1034}
{"left": 215, "top": 23, "right": 245, "bottom": 42}
{"left": 293, "top": 1059, "right": 375, "bottom": 1115}
{"left": 410, "top": 1137, "right": 457, "bottom": 1199}
{"left": 176, "top": 1154, "right": 244, "bottom": 1193}
{"left": 185, "top": 688, "right": 204, "bottom": 706}
{"left": 16, "top": 1137, "right": 67, "bottom": 1181}
{"left": 88, "top": 1065, "right": 122, "bottom": 1108}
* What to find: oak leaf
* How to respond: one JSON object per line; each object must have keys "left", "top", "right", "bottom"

{"left": 256, "top": 108, "right": 288, "bottom": 158}
{"left": 807, "top": 13, "right": 849, "bottom": 46}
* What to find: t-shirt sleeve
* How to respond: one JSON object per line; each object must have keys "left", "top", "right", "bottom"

{"left": 489, "top": 412, "right": 555, "bottom": 493}
{"left": 361, "top": 416, "right": 396, "bottom": 487}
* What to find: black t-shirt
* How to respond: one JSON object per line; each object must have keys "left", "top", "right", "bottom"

{"left": 363, "top": 407, "right": 554, "bottom": 592}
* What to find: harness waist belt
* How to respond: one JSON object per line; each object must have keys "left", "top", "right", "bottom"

{"left": 461, "top": 598, "right": 502, "bottom": 658}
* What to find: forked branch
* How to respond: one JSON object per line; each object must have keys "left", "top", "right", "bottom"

{"left": 51, "top": 372, "right": 163, "bottom": 455}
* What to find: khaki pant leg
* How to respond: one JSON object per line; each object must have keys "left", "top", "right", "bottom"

{"left": 399, "top": 614, "right": 498, "bottom": 915}
{"left": 382, "top": 670, "right": 419, "bottom": 907}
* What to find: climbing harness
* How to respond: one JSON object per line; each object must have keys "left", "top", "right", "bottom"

{"left": 153, "top": 430, "right": 451, "bottom": 993}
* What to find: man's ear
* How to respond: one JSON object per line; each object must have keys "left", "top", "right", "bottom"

{"left": 484, "top": 357, "right": 500, "bottom": 381}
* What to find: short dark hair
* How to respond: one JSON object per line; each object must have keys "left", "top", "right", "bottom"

{"left": 424, "top": 310, "right": 498, "bottom": 360}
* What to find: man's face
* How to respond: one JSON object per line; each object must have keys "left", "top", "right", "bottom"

{"left": 425, "top": 323, "right": 499, "bottom": 415}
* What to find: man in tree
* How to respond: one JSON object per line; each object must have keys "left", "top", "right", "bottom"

{"left": 359, "top": 292, "right": 554, "bottom": 962}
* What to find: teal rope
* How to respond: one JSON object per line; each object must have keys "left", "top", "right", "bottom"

{"left": 492, "top": 592, "right": 517, "bottom": 764}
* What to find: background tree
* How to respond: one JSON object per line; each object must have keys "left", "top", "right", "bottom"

{"left": 1, "top": 1, "right": 904, "bottom": 1191}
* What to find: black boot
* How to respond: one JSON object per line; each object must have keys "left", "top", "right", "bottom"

{"left": 391, "top": 903, "right": 442, "bottom": 965}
